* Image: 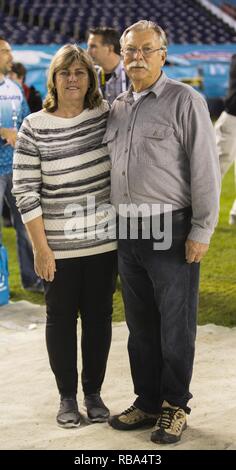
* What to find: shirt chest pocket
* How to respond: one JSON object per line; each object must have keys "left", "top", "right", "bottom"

{"left": 102, "top": 127, "right": 119, "bottom": 167}
{"left": 139, "top": 124, "right": 174, "bottom": 167}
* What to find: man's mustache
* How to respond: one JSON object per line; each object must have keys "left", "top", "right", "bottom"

{"left": 126, "top": 61, "right": 149, "bottom": 71}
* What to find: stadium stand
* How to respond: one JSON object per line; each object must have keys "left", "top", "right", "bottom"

{"left": 0, "top": 8, "right": 71, "bottom": 44}
{"left": 0, "top": 0, "right": 235, "bottom": 44}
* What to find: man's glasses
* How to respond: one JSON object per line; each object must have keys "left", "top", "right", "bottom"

{"left": 122, "top": 47, "right": 164, "bottom": 58}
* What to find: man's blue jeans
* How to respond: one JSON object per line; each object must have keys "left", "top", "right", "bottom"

{"left": 0, "top": 173, "right": 38, "bottom": 288}
{"left": 118, "top": 210, "right": 200, "bottom": 414}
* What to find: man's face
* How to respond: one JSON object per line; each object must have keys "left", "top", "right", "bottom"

{"left": 87, "top": 34, "right": 110, "bottom": 67}
{"left": 122, "top": 29, "right": 166, "bottom": 87}
{"left": 0, "top": 40, "right": 13, "bottom": 75}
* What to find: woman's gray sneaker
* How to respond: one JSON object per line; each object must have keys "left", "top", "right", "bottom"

{"left": 57, "top": 397, "right": 80, "bottom": 428}
{"left": 84, "top": 393, "right": 110, "bottom": 422}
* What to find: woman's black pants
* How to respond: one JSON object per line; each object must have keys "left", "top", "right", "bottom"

{"left": 44, "top": 250, "right": 117, "bottom": 398}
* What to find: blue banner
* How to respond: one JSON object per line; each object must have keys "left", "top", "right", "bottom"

{"left": 12, "top": 45, "right": 59, "bottom": 98}
{"left": 165, "top": 44, "right": 235, "bottom": 98}
{"left": 12, "top": 43, "right": 236, "bottom": 100}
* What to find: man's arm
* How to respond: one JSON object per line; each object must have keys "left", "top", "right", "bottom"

{"left": 20, "top": 94, "right": 30, "bottom": 120}
{"left": 181, "top": 95, "right": 221, "bottom": 254}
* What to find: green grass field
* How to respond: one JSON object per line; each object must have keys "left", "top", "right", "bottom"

{"left": 2, "top": 168, "right": 236, "bottom": 325}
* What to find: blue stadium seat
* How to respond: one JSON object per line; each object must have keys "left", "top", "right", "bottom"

{"left": 0, "top": 0, "right": 235, "bottom": 44}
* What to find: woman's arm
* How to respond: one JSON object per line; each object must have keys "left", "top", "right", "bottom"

{"left": 13, "top": 116, "right": 56, "bottom": 281}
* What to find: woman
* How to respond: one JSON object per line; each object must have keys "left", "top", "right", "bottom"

{"left": 13, "top": 44, "right": 117, "bottom": 428}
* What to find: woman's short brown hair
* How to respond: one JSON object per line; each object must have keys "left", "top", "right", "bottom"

{"left": 43, "top": 44, "right": 102, "bottom": 112}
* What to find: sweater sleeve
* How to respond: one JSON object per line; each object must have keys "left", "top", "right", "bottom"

{"left": 12, "top": 117, "right": 43, "bottom": 223}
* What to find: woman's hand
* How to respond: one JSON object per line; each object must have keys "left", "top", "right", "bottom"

{"left": 33, "top": 245, "right": 56, "bottom": 282}
{"left": 25, "top": 216, "right": 56, "bottom": 282}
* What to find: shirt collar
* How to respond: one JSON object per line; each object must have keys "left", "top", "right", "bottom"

{"left": 111, "top": 59, "right": 124, "bottom": 79}
{"left": 117, "top": 71, "right": 167, "bottom": 103}
{"left": 149, "top": 71, "right": 167, "bottom": 97}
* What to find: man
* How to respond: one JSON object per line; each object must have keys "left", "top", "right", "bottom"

{"left": 105, "top": 21, "right": 220, "bottom": 444}
{"left": 87, "top": 27, "right": 128, "bottom": 104}
{"left": 9, "top": 62, "right": 42, "bottom": 113}
{"left": 215, "top": 54, "right": 236, "bottom": 225}
{"left": 0, "top": 36, "right": 42, "bottom": 292}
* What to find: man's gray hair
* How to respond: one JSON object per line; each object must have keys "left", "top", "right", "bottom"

{"left": 120, "top": 20, "right": 168, "bottom": 50}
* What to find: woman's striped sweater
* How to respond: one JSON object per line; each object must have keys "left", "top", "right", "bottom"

{"left": 13, "top": 101, "right": 117, "bottom": 259}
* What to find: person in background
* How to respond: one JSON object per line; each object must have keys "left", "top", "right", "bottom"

{"left": 2, "top": 198, "right": 12, "bottom": 227}
{"left": 87, "top": 27, "right": 128, "bottom": 104}
{"left": 13, "top": 44, "right": 117, "bottom": 428}
{"left": 0, "top": 36, "right": 43, "bottom": 293}
{"left": 3, "top": 62, "right": 43, "bottom": 228}
{"left": 215, "top": 54, "right": 236, "bottom": 225}
{"left": 105, "top": 20, "right": 220, "bottom": 444}
{"left": 9, "top": 62, "right": 42, "bottom": 113}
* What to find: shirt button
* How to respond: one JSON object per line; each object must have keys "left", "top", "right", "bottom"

{"left": 128, "top": 126, "right": 131, "bottom": 131}
{"left": 122, "top": 171, "right": 125, "bottom": 176}
{"left": 124, "top": 193, "right": 128, "bottom": 197}
{"left": 125, "top": 148, "right": 128, "bottom": 153}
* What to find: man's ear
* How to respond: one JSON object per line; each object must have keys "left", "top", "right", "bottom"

{"left": 161, "top": 50, "right": 167, "bottom": 66}
{"left": 108, "top": 44, "right": 115, "bottom": 54}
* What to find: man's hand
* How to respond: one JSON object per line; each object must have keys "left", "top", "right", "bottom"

{"left": 185, "top": 239, "right": 209, "bottom": 263}
{"left": 0, "top": 128, "right": 17, "bottom": 147}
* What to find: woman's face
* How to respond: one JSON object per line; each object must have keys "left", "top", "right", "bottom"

{"left": 54, "top": 60, "right": 90, "bottom": 107}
